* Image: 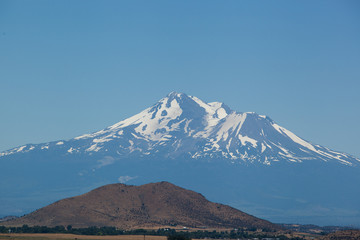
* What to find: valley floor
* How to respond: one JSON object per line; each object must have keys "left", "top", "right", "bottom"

{"left": 0, "top": 234, "right": 166, "bottom": 240}
{"left": 0, "top": 233, "right": 318, "bottom": 240}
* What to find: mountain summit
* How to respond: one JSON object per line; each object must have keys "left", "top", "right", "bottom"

{"left": 2, "top": 92, "right": 359, "bottom": 166}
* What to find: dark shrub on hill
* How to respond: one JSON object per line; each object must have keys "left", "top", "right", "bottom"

{"left": 167, "top": 235, "right": 191, "bottom": 240}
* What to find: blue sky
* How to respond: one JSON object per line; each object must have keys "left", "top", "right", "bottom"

{"left": 1, "top": 0, "right": 359, "bottom": 157}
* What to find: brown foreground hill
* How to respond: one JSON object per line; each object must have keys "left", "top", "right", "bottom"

{"left": 4, "top": 181, "right": 280, "bottom": 230}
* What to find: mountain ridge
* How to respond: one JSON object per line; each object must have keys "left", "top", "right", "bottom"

{"left": 1, "top": 92, "right": 359, "bottom": 166}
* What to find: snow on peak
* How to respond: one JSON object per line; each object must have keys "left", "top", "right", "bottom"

{"left": 166, "top": 91, "right": 186, "bottom": 99}
{"left": 271, "top": 123, "right": 317, "bottom": 152}
{"left": 101, "top": 93, "right": 234, "bottom": 138}
{"left": 3, "top": 91, "right": 358, "bottom": 167}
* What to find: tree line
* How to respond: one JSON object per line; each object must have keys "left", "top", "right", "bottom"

{"left": 0, "top": 225, "right": 303, "bottom": 240}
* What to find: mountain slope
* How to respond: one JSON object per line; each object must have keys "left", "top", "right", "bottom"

{"left": 2, "top": 92, "right": 359, "bottom": 166}
{"left": 3, "top": 182, "right": 280, "bottom": 230}
{"left": 1, "top": 92, "right": 359, "bottom": 226}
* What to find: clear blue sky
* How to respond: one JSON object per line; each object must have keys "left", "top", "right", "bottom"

{"left": 1, "top": 0, "right": 359, "bottom": 157}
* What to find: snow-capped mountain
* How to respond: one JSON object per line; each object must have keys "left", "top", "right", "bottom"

{"left": 1, "top": 92, "right": 360, "bottom": 227}
{"left": 2, "top": 92, "right": 359, "bottom": 166}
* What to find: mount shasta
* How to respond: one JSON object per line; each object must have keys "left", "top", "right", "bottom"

{"left": 1, "top": 92, "right": 359, "bottom": 226}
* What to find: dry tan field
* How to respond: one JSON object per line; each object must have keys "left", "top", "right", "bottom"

{"left": 0, "top": 233, "right": 167, "bottom": 240}
{"left": 0, "top": 232, "right": 321, "bottom": 240}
